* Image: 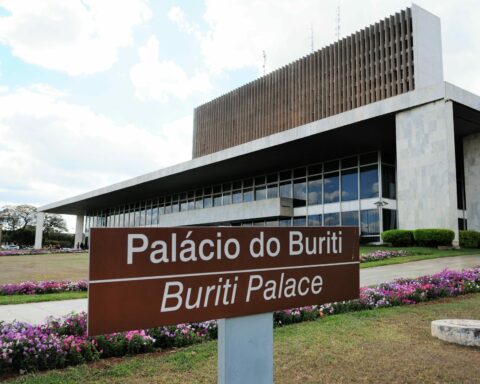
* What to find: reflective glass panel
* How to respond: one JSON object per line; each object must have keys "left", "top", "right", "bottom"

{"left": 293, "top": 216, "right": 306, "bottom": 226}
{"left": 382, "top": 164, "right": 396, "bottom": 199}
{"left": 308, "top": 176, "right": 322, "bottom": 205}
{"left": 280, "top": 181, "right": 292, "bottom": 198}
{"left": 360, "top": 165, "right": 379, "bottom": 199}
{"left": 223, "top": 193, "right": 232, "bottom": 205}
{"left": 361, "top": 209, "right": 379, "bottom": 235}
{"left": 308, "top": 214, "right": 322, "bottom": 226}
{"left": 341, "top": 211, "right": 359, "bottom": 226}
{"left": 232, "top": 190, "right": 242, "bottom": 204}
{"left": 324, "top": 212, "right": 340, "bottom": 226}
{"left": 204, "top": 196, "right": 212, "bottom": 208}
{"left": 213, "top": 194, "right": 222, "bottom": 207}
{"left": 243, "top": 188, "right": 254, "bottom": 202}
{"left": 195, "top": 198, "right": 203, "bottom": 209}
{"left": 267, "top": 184, "right": 278, "bottom": 198}
{"left": 324, "top": 173, "right": 340, "bottom": 203}
{"left": 341, "top": 169, "right": 358, "bottom": 201}
{"left": 255, "top": 186, "right": 267, "bottom": 200}
{"left": 293, "top": 179, "right": 307, "bottom": 207}
{"left": 383, "top": 209, "right": 397, "bottom": 231}
{"left": 279, "top": 218, "right": 291, "bottom": 226}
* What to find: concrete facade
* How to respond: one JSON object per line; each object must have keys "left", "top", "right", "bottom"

{"left": 464, "top": 133, "right": 480, "bottom": 230}
{"left": 396, "top": 100, "right": 459, "bottom": 240}
{"left": 34, "top": 212, "right": 45, "bottom": 249}
{"left": 411, "top": 5, "right": 444, "bottom": 88}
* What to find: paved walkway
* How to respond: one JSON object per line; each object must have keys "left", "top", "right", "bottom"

{"left": 0, "top": 255, "right": 479, "bottom": 325}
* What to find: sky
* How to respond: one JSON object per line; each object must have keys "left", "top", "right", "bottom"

{"left": 0, "top": 0, "right": 479, "bottom": 232}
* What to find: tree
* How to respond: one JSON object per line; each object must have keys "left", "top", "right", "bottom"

{"left": 0, "top": 204, "right": 38, "bottom": 230}
{"left": 43, "top": 214, "right": 68, "bottom": 233}
{"left": 15, "top": 205, "right": 38, "bottom": 229}
{"left": 0, "top": 205, "right": 21, "bottom": 231}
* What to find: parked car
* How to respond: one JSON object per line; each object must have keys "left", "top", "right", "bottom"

{"left": 2, "top": 245, "right": 20, "bottom": 250}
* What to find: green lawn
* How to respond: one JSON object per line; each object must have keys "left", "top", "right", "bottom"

{"left": 0, "top": 253, "right": 88, "bottom": 284}
{"left": 360, "top": 246, "right": 480, "bottom": 268}
{"left": 7, "top": 294, "right": 480, "bottom": 384}
{"left": 0, "top": 291, "right": 87, "bottom": 305}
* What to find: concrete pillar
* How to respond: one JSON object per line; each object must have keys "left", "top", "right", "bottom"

{"left": 218, "top": 313, "right": 273, "bottom": 384}
{"left": 464, "top": 133, "right": 480, "bottom": 230}
{"left": 74, "top": 215, "right": 85, "bottom": 248}
{"left": 396, "top": 100, "right": 459, "bottom": 242}
{"left": 34, "top": 212, "right": 45, "bottom": 249}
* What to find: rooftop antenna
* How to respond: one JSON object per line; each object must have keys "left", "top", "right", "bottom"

{"left": 310, "top": 23, "right": 314, "bottom": 52}
{"left": 262, "top": 50, "right": 267, "bottom": 76}
{"left": 335, "top": 5, "right": 341, "bottom": 40}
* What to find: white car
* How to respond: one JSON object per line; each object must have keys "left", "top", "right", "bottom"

{"left": 2, "top": 245, "right": 20, "bottom": 250}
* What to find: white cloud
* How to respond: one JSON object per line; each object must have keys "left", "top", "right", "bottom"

{"left": 168, "top": 6, "right": 195, "bottom": 34}
{"left": 130, "top": 36, "right": 211, "bottom": 103}
{"left": 0, "top": 84, "right": 193, "bottom": 209}
{"left": 0, "top": 0, "right": 152, "bottom": 75}
{"left": 166, "top": 0, "right": 480, "bottom": 96}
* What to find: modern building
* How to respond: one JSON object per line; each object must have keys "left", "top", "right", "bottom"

{"left": 35, "top": 5, "right": 480, "bottom": 247}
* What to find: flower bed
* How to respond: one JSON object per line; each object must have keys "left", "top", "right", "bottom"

{"left": 1, "top": 267, "right": 479, "bottom": 375}
{"left": 0, "top": 281, "right": 88, "bottom": 296}
{"left": 360, "top": 250, "right": 409, "bottom": 262}
{"left": 0, "top": 249, "right": 85, "bottom": 257}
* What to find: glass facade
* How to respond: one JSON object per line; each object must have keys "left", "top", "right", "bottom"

{"left": 85, "top": 151, "right": 397, "bottom": 241}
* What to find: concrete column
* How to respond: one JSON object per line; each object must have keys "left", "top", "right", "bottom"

{"left": 396, "top": 100, "right": 459, "bottom": 242}
{"left": 464, "top": 133, "right": 480, "bottom": 230}
{"left": 218, "top": 313, "right": 273, "bottom": 384}
{"left": 74, "top": 215, "right": 85, "bottom": 248}
{"left": 34, "top": 212, "right": 45, "bottom": 249}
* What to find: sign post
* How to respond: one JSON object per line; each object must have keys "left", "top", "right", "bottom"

{"left": 88, "top": 227, "right": 359, "bottom": 382}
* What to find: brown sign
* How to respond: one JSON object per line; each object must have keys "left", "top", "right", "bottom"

{"left": 88, "top": 227, "right": 359, "bottom": 335}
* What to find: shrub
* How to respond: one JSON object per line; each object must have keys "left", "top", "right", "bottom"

{"left": 459, "top": 230, "right": 480, "bottom": 248}
{"left": 381, "top": 230, "right": 414, "bottom": 246}
{"left": 413, "top": 229, "right": 455, "bottom": 247}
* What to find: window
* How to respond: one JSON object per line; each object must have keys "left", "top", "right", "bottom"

{"left": 324, "top": 173, "right": 340, "bottom": 203}
{"left": 360, "top": 166, "right": 379, "bottom": 199}
{"left": 341, "top": 156, "right": 357, "bottom": 168}
{"left": 324, "top": 212, "right": 340, "bottom": 226}
{"left": 341, "top": 169, "right": 358, "bottom": 201}
{"left": 361, "top": 209, "right": 379, "bottom": 235}
{"left": 308, "top": 176, "right": 322, "bottom": 205}
{"left": 267, "top": 184, "right": 278, "bottom": 198}
{"left": 232, "top": 190, "right": 242, "bottom": 204}
{"left": 382, "top": 165, "right": 396, "bottom": 199}
{"left": 213, "top": 194, "right": 222, "bottom": 207}
{"left": 293, "top": 216, "right": 306, "bottom": 226}
{"left": 293, "top": 179, "right": 307, "bottom": 207}
{"left": 204, "top": 196, "right": 212, "bottom": 208}
{"left": 243, "top": 188, "right": 254, "bottom": 202}
{"left": 383, "top": 209, "right": 397, "bottom": 231}
{"left": 255, "top": 185, "right": 267, "bottom": 201}
{"left": 360, "top": 152, "right": 378, "bottom": 165}
{"left": 280, "top": 181, "right": 292, "bottom": 198}
{"left": 341, "top": 211, "right": 359, "bottom": 226}
{"left": 223, "top": 192, "right": 232, "bottom": 205}
{"left": 308, "top": 214, "right": 322, "bottom": 226}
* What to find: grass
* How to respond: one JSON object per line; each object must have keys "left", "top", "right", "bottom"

{"left": 0, "top": 291, "right": 87, "bottom": 305}
{"left": 6, "top": 293, "right": 480, "bottom": 384}
{"left": 0, "top": 253, "right": 88, "bottom": 284}
{"left": 360, "top": 246, "right": 480, "bottom": 269}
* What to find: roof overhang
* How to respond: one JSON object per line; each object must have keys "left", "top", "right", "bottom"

{"left": 39, "top": 82, "right": 480, "bottom": 215}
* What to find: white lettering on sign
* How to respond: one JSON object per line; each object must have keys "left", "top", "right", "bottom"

{"left": 126, "top": 230, "right": 343, "bottom": 266}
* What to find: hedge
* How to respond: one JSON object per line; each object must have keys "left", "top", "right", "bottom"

{"left": 381, "top": 230, "right": 414, "bottom": 246}
{"left": 459, "top": 230, "right": 480, "bottom": 248}
{"left": 413, "top": 229, "right": 455, "bottom": 247}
